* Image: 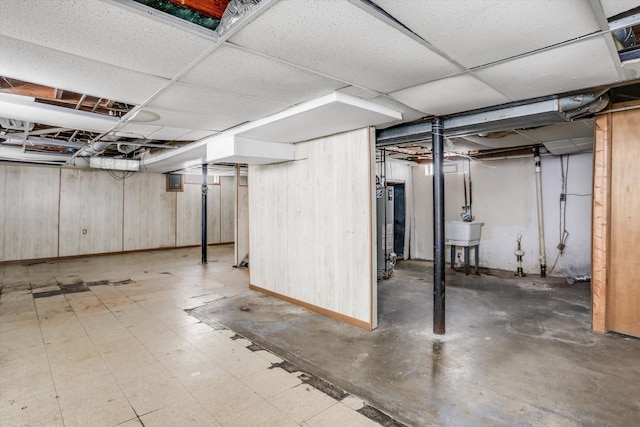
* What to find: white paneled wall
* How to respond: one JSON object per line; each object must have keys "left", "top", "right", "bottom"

{"left": 249, "top": 128, "right": 376, "bottom": 329}
{"left": 410, "top": 153, "right": 593, "bottom": 276}
{"left": 123, "top": 173, "right": 177, "bottom": 251}
{"left": 59, "top": 169, "right": 123, "bottom": 256}
{"left": 0, "top": 165, "right": 239, "bottom": 262}
{"left": 176, "top": 183, "right": 223, "bottom": 247}
{"left": 220, "top": 176, "right": 236, "bottom": 243}
{"left": 0, "top": 165, "right": 60, "bottom": 261}
{"left": 236, "top": 184, "right": 249, "bottom": 264}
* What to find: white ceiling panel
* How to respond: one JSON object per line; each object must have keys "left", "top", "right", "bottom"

{"left": 180, "top": 130, "right": 219, "bottom": 141}
{"left": 237, "top": 92, "right": 402, "bottom": 143}
{"left": 375, "top": 0, "right": 601, "bottom": 68}
{"left": 180, "top": 44, "right": 345, "bottom": 104}
{"left": 476, "top": 36, "right": 621, "bottom": 101}
{"left": 0, "top": 0, "right": 213, "bottom": 78}
{"left": 0, "top": 36, "right": 167, "bottom": 105}
{"left": 520, "top": 120, "right": 594, "bottom": 143}
{"left": 130, "top": 107, "right": 244, "bottom": 132}
{"left": 336, "top": 86, "right": 381, "bottom": 100}
{"left": 365, "top": 96, "right": 425, "bottom": 128}
{"left": 149, "top": 82, "right": 288, "bottom": 120}
{"left": 544, "top": 137, "right": 594, "bottom": 155}
{"left": 145, "top": 127, "right": 197, "bottom": 141}
{"left": 229, "top": 0, "right": 461, "bottom": 93}
{"left": 599, "top": 0, "right": 640, "bottom": 18}
{"left": 389, "top": 74, "right": 511, "bottom": 116}
{"left": 459, "top": 133, "right": 537, "bottom": 149}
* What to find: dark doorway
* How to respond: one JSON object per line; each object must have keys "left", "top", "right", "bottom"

{"left": 392, "top": 183, "right": 405, "bottom": 257}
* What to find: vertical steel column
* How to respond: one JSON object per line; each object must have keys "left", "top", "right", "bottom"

{"left": 201, "top": 164, "right": 208, "bottom": 264}
{"left": 534, "top": 147, "right": 546, "bottom": 278}
{"left": 433, "top": 118, "right": 446, "bottom": 335}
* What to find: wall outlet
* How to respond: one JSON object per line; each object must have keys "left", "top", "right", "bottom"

{"left": 82, "top": 228, "right": 87, "bottom": 235}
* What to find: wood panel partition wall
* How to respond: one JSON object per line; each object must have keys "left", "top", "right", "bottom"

{"left": 592, "top": 107, "right": 640, "bottom": 338}
{"left": 248, "top": 128, "right": 377, "bottom": 329}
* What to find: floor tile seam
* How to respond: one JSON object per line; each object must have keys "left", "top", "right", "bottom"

{"left": 217, "top": 398, "right": 302, "bottom": 427}
{"left": 266, "top": 387, "right": 342, "bottom": 425}
{"left": 32, "top": 291, "right": 67, "bottom": 426}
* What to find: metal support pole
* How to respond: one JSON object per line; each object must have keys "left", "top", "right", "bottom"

{"left": 201, "top": 164, "right": 208, "bottom": 264}
{"left": 433, "top": 117, "right": 445, "bottom": 335}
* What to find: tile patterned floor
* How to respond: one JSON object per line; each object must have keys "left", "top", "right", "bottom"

{"left": 0, "top": 246, "right": 382, "bottom": 427}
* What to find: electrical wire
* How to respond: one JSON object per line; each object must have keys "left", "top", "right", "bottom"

{"left": 549, "top": 155, "right": 571, "bottom": 275}
{"left": 106, "top": 169, "right": 135, "bottom": 181}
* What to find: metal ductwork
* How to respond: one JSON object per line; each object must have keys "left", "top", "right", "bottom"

{"left": 376, "top": 92, "right": 610, "bottom": 147}
{"left": 0, "top": 135, "right": 84, "bottom": 149}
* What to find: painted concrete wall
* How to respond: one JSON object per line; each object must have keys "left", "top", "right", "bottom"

{"left": 249, "top": 128, "right": 376, "bottom": 328}
{"left": 0, "top": 165, "right": 239, "bottom": 262}
{"left": 410, "top": 153, "right": 593, "bottom": 276}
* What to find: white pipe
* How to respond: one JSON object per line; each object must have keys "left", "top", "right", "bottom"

{"left": 534, "top": 148, "right": 547, "bottom": 278}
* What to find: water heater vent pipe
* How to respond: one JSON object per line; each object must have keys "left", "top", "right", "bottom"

{"left": 534, "top": 147, "right": 547, "bottom": 278}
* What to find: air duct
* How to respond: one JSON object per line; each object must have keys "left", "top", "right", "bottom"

{"left": 377, "top": 92, "right": 610, "bottom": 146}
{"left": 0, "top": 135, "right": 84, "bottom": 149}
{"left": 0, "top": 92, "right": 119, "bottom": 133}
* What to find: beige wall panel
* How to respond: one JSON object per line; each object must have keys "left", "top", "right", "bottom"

{"left": 236, "top": 185, "right": 249, "bottom": 262}
{"left": 220, "top": 176, "right": 236, "bottom": 243}
{"left": 58, "top": 169, "right": 123, "bottom": 257}
{"left": 208, "top": 185, "right": 222, "bottom": 244}
{"left": 0, "top": 165, "right": 60, "bottom": 261}
{"left": 609, "top": 109, "right": 640, "bottom": 337}
{"left": 176, "top": 183, "right": 222, "bottom": 246}
{"left": 123, "top": 173, "right": 176, "bottom": 251}
{"left": 249, "top": 128, "right": 374, "bottom": 326}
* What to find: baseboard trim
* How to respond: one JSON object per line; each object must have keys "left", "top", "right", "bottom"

{"left": 249, "top": 284, "right": 372, "bottom": 330}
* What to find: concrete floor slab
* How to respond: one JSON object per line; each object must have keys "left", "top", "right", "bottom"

{"left": 192, "top": 260, "right": 640, "bottom": 427}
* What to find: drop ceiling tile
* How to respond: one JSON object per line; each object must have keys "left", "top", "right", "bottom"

{"left": 375, "top": 0, "right": 601, "bottom": 68}
{"left": 520, "top": 120, "right": 594, "bottom": 143}
{"left": 180, "top": 44, "right": 345, "bottom": 104}
{"left": 389, "top": 74, "right": 511, "bottom": 116}
{"left": 475, "top": 36, "right": 621, "bottom": 101}
{"left": 0, "top": 36, "right": 167, "bottom": 105}
{"left": 130, "top": 107, "right": 244, "bottom": 132}
{"left": 229, "top": 0, "right": 461, "bottom": 93}
{"left": 180, "top": 130, "right": 219, "bottom": 141}
{"left": 146, "top": 127, "right": 195, "bottom": 141}
{"left": 0, "top": 1, "right": 214, "bottom": 78}
{"left": 365, "top": 96, "right": 425, "bottom": 128}
{"left": 444, "top": 137, "right": 488, "bottom": 153}
{"left": 600, "top": 0, "right": 640, "bottom": 18}
{"left": 238, "top": 92, "right": 402, "bottom": 143}
{"left": 149, "top": 82, "right": 288, "bottom": 120}
{"left": 459, "top": 133, "right": 537, "bottom": 149}
{"left": 336, "top": 86, "right": 381, "bottom": 100}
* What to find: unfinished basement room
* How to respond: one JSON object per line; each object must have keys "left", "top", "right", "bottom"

{"left": 1, "top": 1, "right": 639, "bottom": 426}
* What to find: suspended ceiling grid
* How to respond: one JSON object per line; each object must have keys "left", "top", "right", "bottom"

{"left": 0, "top": 0, "right": 638, "bottom": 171}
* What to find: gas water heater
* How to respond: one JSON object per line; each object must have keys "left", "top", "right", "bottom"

{"left": 376, "top": 186, "right": 396, "bottom": 279}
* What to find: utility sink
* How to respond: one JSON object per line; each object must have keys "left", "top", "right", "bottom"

{"left": 445, "top": 221, "right": 484, "bottom": 246}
